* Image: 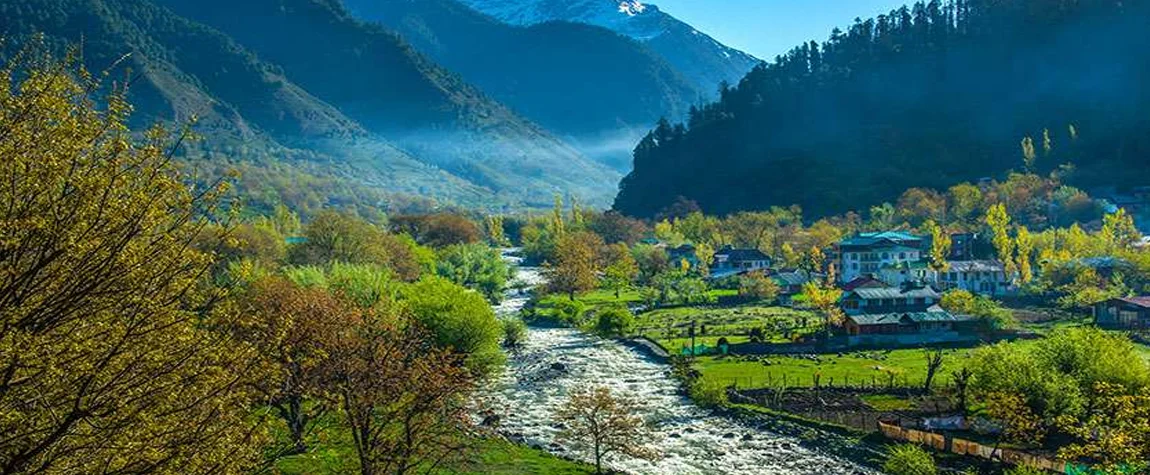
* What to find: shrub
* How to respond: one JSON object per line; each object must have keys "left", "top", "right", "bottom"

{"left": 501, "top": 318, "right": 528, "bottom": 348}
{"left": 553, "top": 298, "right": 588, "bottom": 325}
{"left": 688, "top": 377, "right": 729, "bottom": 409}
{"left": 595, "top": 308, "right": 636, "bottom": 338}
{"left": 882, "top": 444, "right": 937, "bottom": 475}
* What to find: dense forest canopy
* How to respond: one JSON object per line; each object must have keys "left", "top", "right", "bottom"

{"left": 614, "top": 0, "right": 1150, "bottom": 219}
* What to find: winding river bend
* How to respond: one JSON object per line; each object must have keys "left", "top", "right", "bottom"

{"left": 479, "top": 252, "right": 873, "bottom": 475}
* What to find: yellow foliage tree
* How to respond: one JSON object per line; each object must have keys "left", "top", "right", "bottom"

{"left": 0, "top": 50, "right": 263, "bottom": 473}
{"left": 986, "top": 204, "right": 1016, "bottom": 275}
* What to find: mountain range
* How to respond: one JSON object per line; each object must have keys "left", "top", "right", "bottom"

{"left": 341, "top": 0, "right": 758, "bottom": 170}
{"left": 3, "top": 0, "right": 756, "bottom": 215}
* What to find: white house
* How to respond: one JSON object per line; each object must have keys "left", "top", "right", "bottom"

{"left": 837, "top": 231, "right": 925, "bottom": 283}
{"left": 934, "top": 260, "right": 1015, "bottom": 296}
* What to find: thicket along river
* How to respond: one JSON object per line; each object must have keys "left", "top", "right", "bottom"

{"left": 476, "top": 252, "right": 873, "bottom": 475}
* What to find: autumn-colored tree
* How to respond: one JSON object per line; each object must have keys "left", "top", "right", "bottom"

{"left": 1021, "top": 136, "right": 1037, "bottom": 171}
{"left": 693, "top": 242, "right": 716, "bottom": 276}
{"left": 1057, "top": 383, "right": 1150, "bottom": 472}
{"left": 985, "top": 391, "right": 1047, "bottom": 446}
{"left": 0, "top": 51, "right": 262, "bottom": 473}
{"left": 237, "top": 278, "right": 357, "bottom": 455}
{"left": 947, "top": 183, "right": 983, "bottom": 223}
{"left": 803, "top": 281, "right": 844, "bottom": 332}
{"left": 739, "top": 271, "right": 781, "bottom": 302}
{"left": 548, "top": 232, "right": 604, "bottom": 300}
{"left": 801, "top": 246, "right": 827, "bottom": 275}
{"left": 924, "top": 220, "right": 951, "bottom": 272}
{"left": 586, "top": 211, "right": 648, "bottom": 245}
{"left": 1100, "top": 208, "right": 1140, "bottom": 251}
{"left": 556, "top": 386, "right": 656, "bottom": 475}
{"left": 1015, "top": 226, "right": 1034, "bottom": 284}
{"left": 986, "top": 204, "right": 1016, "bottom": 275}
{"left": 390, "top": 213, "right": 481, "bottom": 248}
{"left": 897, "top": 188, "right": 947, "bottom": 225}
{"left": 602, "top": 243, "right": 639, "bottom": 299}
{"left": 486, "top": 215, "right": 509, "bottom": 247}
{"left": 290, "top": 211, "right": 423, "bottom": 281}
{"left": 325, "top": 303, "right": 475, "bottom": 475}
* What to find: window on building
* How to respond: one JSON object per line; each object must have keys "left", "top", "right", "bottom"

{"left": 899, "top": 252, "right": 906, "bottom": 259}
{"left": 882, "top": 252, "right": 890, "bottom": 259}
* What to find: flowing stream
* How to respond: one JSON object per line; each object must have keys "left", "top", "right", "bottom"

{"left": 477, "top": 252, "right": 874, "bottom": 475}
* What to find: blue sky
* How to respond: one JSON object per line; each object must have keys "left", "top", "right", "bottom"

{"left": 651, "top": 0, "right": 908, "bottom": 60}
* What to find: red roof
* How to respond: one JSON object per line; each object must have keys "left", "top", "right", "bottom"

{"left": 842, "top": 276, "right": 889, "bottom": 292}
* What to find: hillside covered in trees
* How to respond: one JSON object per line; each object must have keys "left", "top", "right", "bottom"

{"left": 614, "top": 0, "right": 1150, "bottom": 219}
{"left": 1, "top": 0, "right": 619, "bottom": 216}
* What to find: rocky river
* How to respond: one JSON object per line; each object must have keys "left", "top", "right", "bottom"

{"left": 476, "top": 253, "right": 875, "bottom": 475}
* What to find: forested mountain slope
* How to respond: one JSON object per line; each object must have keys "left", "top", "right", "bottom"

{"left": 3, "top": 0, "right": 620, "bottom": 215}
{"left": 156, "top": 0, "right": 619, "bottom": 207}
{"left": 341, "top": 0, "right": 701, "bottom": 170}
{"left": 614, "top": 0, "right": 1150, "bottom": 218}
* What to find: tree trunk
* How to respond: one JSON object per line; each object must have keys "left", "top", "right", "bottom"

{"left": 288, "top": 396, "right": 307, "bottom": 455}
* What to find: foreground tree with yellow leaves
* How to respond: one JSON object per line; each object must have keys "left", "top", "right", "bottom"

{"left": 0, "top": 49, "right": 263, "bottom": 473}
{"left": 556, "top": 386, "right": 656, "bottom": 475}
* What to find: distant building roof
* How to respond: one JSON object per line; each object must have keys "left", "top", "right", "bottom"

{"left": 882, "top": 260, "right": 930, "bottom": 271}
{"left": 285, "top": 236, "right": 308, "bottom": 244}
{"left": 849, "top": 310, "right": 973, "bottom": 326}
{"left": 842, "top": 276, "right": 889, "bottom": 291}
{"left": 1074, "top": 256, "right": 1133, "bottom": 269}
{"left": 668, "top": 244, "right": 696, "bottom": 255}
{"left": 1101, "top": 296, "right": 1150, "bottom": 308}
{"left": 773, "top": 270, "right": 821, "bottom": 287}
{"left": 840, "top": 231, "right": 924, "bottom": 249}
{"left": 946, "top": 260, "right": 1005, "bottom": 273}
{"left": 847, "top": 285, "right": 941, "bottom": 301}
{"left": 716, "top": 248, "right": 770, "bottom": 262}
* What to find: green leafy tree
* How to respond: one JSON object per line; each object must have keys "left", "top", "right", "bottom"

{"left": 400, "top": 277, "right": 505, "bottom": 376}
{"left": 595, "top": 308, "right": 637, "bottom": 338}
{"left": 435, "top": 243, "right": 510, "bottom": 303}
{"left": 602, "top": 243, "right": 639, "bottom": 299}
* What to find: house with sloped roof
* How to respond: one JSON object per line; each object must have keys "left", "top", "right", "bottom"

{"left": 837, "top": 231, "right": 926, "bottom": 283}
{"left": 842, "top": 275, "right": 888, "bottom": 292}
{"left": 840, "top": 282, "right": 942, "bottom": 316}
{"left": 878, "top": 260, "right": 933, "bottom": 287}
{"left": 844, "top": 308, "right": 976, "bottom": 336}
{"left": 711, "top": 247, "right": 771, "bottom": 278}
{"left": 1094, "top": 296, "right": 1150, "bottom": 330}
{"left": 936, "top": 260, "right": 1015, "bottom": 296}
{"left": 667, "top": 244, "right": 698, "bottom": 270}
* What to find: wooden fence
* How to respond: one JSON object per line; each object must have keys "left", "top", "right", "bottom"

{"left": 878, "top": 421, "right": 1067, "bottom": 473}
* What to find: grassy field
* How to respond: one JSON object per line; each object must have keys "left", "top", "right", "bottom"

{"left": 634, "top": 303, "right": 821, "bottom": 350}
{"left": 271, "top": 411, "right": 594, "bottom": 474}
{"left": 692, "top": 348, "right": 968, "bottom": 390}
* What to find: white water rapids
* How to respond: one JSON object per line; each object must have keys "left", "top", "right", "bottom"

{"left": 476, "top": 252, "right": 874, "bottom": 475}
